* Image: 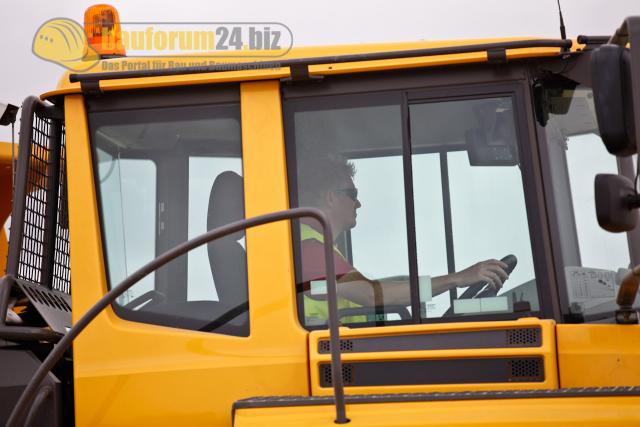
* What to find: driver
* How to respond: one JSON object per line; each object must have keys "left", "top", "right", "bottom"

{"left": 298, "top": 154, "right": 509, "bottom": 323}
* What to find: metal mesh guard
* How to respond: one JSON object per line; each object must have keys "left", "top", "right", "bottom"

{"left": 14, "top": 110, "right": 70, "bottom": 294}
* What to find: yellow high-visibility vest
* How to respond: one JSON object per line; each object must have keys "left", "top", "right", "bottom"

{"left": 300, "top": 223, "right": 365, "bottom": 324}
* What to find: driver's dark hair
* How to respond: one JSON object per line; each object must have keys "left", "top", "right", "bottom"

{"left": 298, "top": 153, "right": 356, "bottom": 208}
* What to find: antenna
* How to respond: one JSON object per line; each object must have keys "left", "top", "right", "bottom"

{"left": 557, "top": 0, "right": 567, "bottom": 41}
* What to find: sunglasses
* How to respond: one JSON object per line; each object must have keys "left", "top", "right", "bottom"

{"left": 334, "top": 188, "right": 359, "bottom": 202}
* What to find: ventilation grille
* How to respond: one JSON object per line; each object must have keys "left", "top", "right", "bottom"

{"left": 319, "top": 364, "right": 354, "bottom": 387}
{"left": 16, "top": 278, "right": 72, "bottom": 334}
{"left": 506, "top": 328, "right": 541, "bottom": 346}
{"left": 508, "top": 358, "right": 543, "bottom": 381}
{"left": 20, "top": 281, "right": 71, "bottom": 312}
{"left": 318, "top": 339, "right": 354, "bottom": 354}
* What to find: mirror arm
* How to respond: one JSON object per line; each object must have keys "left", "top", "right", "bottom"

{"left": 624, "top": 193, "right": 640, "bottom": 209}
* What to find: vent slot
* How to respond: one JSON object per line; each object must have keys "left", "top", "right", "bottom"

{"left": 317, "top": 358, "right": 545, "bottom": 387}
{"left": 315, "top": 328, "right": 542, "bottom": 354}
{"left": 319, "top": 364, "right": 354, "bottom": 387}
{"left": 506, "top": 328, "right": 541, "bottom": 346}
{"left": 318, "top": 339, "right": 354, "bottom": 353}
{"left": 508, "top": 358, "right": 543, "bottom": 381}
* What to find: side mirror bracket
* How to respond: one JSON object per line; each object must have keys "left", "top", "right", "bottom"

{"left": 615, "top": 265, "right": 640, "bottom": 324}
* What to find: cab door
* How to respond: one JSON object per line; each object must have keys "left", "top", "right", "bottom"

{"left": 66, "top": 80, "right": 306, "bottom": 427}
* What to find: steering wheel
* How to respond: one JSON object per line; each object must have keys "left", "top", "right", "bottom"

{"left": 443, "top": 254, "right": 517, "bottom": 316}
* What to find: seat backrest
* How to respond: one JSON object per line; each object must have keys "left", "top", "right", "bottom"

{"left": 207, "top": 171, "right": 248, "bottom": 308}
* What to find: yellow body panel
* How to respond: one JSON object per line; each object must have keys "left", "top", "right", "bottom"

{"left": 0, "top": 141, "right": 16, "bottom": 164}
{"left": 240, "top": 80, "right": 304, "bottom": 331}
{"left": 557, "top": 324, "right": 640, "bottom": 387}
{"left": 43, "top": 38, "right": 572, "bottom": 99}
{"left": 0, "top": 142, "right": 14, "bottom": 274}
{"left": 309, "top": 319, "right": 558, "bottom": 395}
{"left": 67, "top": 82, "right": 308, "bottom": 426}
{"left": 233, "top": 397, "right": 640, "bottom": 427}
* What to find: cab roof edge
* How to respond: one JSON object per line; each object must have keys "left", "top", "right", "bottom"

{"left": 69, "top": 38, "right": 572, "bottom": 84}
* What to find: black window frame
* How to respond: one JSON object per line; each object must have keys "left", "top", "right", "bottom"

{"left": 282, "top": 63, "right": 559, "bottom": 329}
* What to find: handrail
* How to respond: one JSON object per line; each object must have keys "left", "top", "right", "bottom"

{"left": 7, "top": 207, "right": 348, "bottom": 426}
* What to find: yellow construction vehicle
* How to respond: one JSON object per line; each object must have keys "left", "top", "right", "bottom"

{"left": 2, "top": 4, "right": 640, "bottom": 426}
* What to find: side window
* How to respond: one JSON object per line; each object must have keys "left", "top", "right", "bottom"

{"left": 350, "top": 155, "right": 409, "bottom": 278}
{"left": 96, "top": 149, "right": 156, "bottom": 305}
{"left": 90, "top": 97, "right": 249, "bottom": 336}
{"left": 286, "top": 93, "right": 411, "bottom": 327}
{"left": 285, "top": 87, "right": 542, "bottom": 329}
{"left": 542, "top": 86, "right": 632, "bottom": 320}
{"left": 410, "top": 98, "right": 537, "bottom": 317}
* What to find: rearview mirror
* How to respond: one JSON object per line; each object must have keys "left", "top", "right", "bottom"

{"left": 466, "top": 108, "right": 518, "bottom": 166}
{"left": 591, "top": 44, "right": 636, "bottom": 156}
{"left": 595, "top": 173, "right": 640, "bottom": 232}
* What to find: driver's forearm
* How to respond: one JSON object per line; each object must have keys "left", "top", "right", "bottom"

{"left": 431, "top": 274, "right": 461, "bottom": 296}
{"left": 376, "top": 275, "right": 460, "bottom": 301}
{"left": 338, "top": 272, "right": 411, "bottom": 306}
{"left": 336, "top": 279, "right": 378, "bottom": 306}
{"left": 377, "top": 281, "right": 411, "bottom": 305}
{"left": 337, "top": 271, "right": 464, "bottom": 306}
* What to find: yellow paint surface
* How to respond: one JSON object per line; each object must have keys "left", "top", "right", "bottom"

{"left": 557, "top": 323, "right": 640, "bottom": 387}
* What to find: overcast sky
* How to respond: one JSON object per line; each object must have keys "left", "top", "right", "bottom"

{"left": 1, "top": 0, "right": 639, "bottom": 141}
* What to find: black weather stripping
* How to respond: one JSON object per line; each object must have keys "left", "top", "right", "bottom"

{"left": 69, "top": 39, "right": 572, "bottom": 84}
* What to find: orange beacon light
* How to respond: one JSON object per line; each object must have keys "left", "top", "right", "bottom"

{"left": 84, "top": 4, "right": 126, "bottom": 57}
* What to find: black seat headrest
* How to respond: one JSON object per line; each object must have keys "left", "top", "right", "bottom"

{"left": 207, "top": 171, "right": 245, "bottom": 240}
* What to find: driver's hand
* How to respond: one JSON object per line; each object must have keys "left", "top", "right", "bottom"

{"left": 454, "top": 259, "right": 509, "bottom": 291}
